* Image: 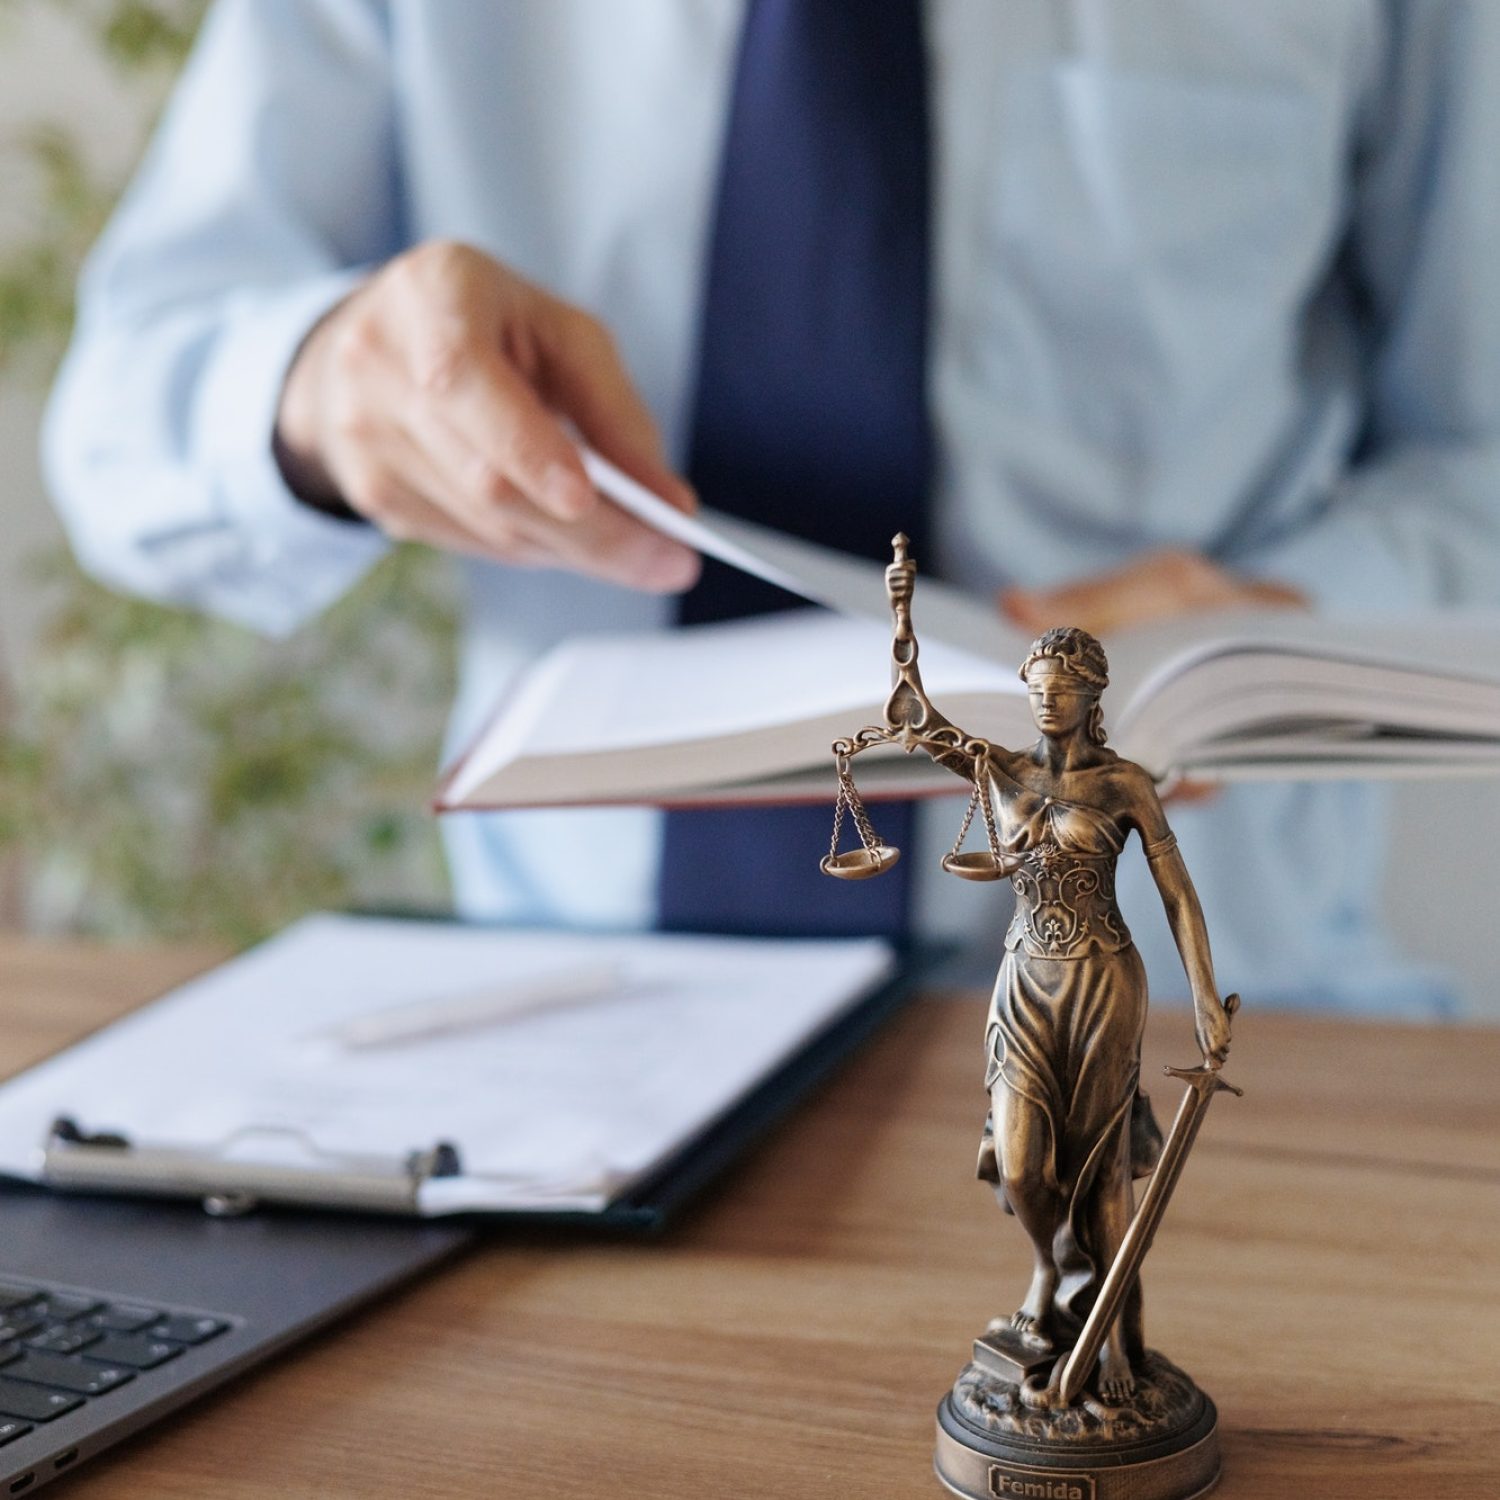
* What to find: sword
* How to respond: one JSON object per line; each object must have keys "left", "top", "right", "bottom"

{"left": 1055, "top": 994, "right": 1242, "bottom": 1406}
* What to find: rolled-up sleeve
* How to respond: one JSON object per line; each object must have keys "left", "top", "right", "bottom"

{"left": 43, "top": 0, "right": 399, "bottom": 637}
{"left": 1237, "top": 1, "right": 1500, "bottom": 611}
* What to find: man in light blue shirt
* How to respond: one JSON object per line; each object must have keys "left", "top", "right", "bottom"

{"left": 44, "top": 1, "right": 1500, "bottom": 1012}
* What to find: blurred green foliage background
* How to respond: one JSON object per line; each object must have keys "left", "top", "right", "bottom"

{"left": 0, "top": 0, "right": 458, "bottom": 944}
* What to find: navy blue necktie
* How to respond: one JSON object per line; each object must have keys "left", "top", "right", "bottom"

{"left": 657, "top": 0, "right": 932, "bottom": 937}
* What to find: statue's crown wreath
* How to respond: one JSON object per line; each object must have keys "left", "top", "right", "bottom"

{"left": 1018, "top": 627, "right": 1110, "bottom": 691}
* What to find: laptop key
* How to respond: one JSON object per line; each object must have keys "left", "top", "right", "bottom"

{"left": 148, "top": 1315, "right": 227, "bottom": 1346}
{"left": 33, "top": 1293, "right": 101, "bottom": 1321}
{"left": 0, "top": 1420, "right": 32, "bottom": 1447}
{"left": 83, "top": 1334, "right": 181, "bottom": 1370}
{"left": 0, "top": 1287, "right": 41, "bottom": 1312}
{"left": 87, "top": 1305, "right": 160, "bottom": 1333}
{"left": 28, "top": 1325, "right": 101, "bottom": 1356}
{"left": 8, "top": 1353, "right": 134, "bottom": 1396}
{"left": 0, "top": 1377, "right": 83, "bottom": 1422}
{"left": 0, "top": 1343, "right": 19, "bottom": 1367}
{"left": 0, "top": 1311, "right": 47, "bottom": 1342}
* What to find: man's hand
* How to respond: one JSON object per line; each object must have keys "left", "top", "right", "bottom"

{"left": 274, "top": 240, "right": 701, "bottom": 592}
{"left": 1002, "top": 548, "right": 1305, "bottom": 638}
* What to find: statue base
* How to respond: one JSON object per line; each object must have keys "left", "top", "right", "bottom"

{"left": 934, "top": 1345, "right": 1219, "bottom": 1500}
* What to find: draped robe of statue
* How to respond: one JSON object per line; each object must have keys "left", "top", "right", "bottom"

{"left": 972, "top": 750, "right": 1169, "bottom": 1355}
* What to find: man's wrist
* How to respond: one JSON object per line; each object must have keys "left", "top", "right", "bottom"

{"left": 271, "top": 299, "right": 364, "bottom": 522}
{"left": 271, "top": 425, "right": 363, "bottom": 523}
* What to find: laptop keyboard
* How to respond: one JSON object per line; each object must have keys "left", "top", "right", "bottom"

{"left": 0, "top": 1281, "right": 232, "bottom": 1443}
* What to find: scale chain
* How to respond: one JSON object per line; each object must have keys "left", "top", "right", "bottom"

{"left": 948, "top": 758, "right": 1002, "bottom": 865}
{"left": 828, "top": 755, "right": 884, "bottom": 861}
{"left": 827, "top": 780, "right": 848, "bottom": 864}
{"left": 976, "top": 765, "right": 1000, "bottom": 855}
{"left": 948, "top": 783, "right": 979, "bottom": 862}
{"left": 848, "top": 773, "right": 882, "bottom": 853}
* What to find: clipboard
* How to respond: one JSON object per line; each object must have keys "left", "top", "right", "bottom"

{"left": 5, "top": 916, "right": 945, "bottom": 1231}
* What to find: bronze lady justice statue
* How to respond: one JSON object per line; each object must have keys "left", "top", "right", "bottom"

{"left": 823, "top": 539, "right": 1239, "bottom": 1500}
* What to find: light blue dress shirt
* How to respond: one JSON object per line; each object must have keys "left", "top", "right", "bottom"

{"left": 44, "top": 0, "right": 1500, "bottom": 1014}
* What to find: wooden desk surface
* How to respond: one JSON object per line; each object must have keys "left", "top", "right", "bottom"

{"left": 1, "top": 938, "right": 1496, "bottom": 1499}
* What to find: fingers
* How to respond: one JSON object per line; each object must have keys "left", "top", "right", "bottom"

{"left": 1002, "top": 550, "right": 1306, "bottom": 637}
{"left": 886, "top": 562, "right": 916, "bottom": 611}
{"left": 532, "top": 296, "right": 698, "bottom": 518}
{"left": 410, "top": 359, "right": 700, "bottom": 590}
{"left": 287, "top": 239, "right": 700, "bottom": 590}
{"left": 514, "top": 495, "right": 703, "bottom": 591}
{"left": 393, "top": 402, "right": 699, "bottom": 591}
{"left": 324, "top": 415, "right": 542, "bottom": 564}
{"left": 342, "top": 464, "right": 539, "bottom": 564}
{"left": 1003, "top": 551, "right": 1224, "bottom": 636}
{"left": 1196, "top": 1027, "right": 1228, "bottom": 1066}
{"left": 1159, "top": 777, "right": 1222, "bottom": 808}
{"left": 387, "top": 245, "right": 698, "bottom": 585}
{"left": 388, "top": 247, "right": 597, "bottom": 522}
{"left": 1195, "top": 1001, "right": 1233, "bottom": 1065}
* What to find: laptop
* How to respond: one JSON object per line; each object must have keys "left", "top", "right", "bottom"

{"left": 0, "top": 1184, "right": 471, "bottom": 1493}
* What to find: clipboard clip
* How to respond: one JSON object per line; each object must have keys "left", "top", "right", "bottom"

{"left": 43, "top": 1116, "right": 463, "bottom": 1218}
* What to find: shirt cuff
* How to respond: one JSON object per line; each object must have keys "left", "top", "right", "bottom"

{"left": 191, "top": 267, "right": 391, "bottom": 636}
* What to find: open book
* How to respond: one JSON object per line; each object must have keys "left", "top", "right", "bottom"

{"left": 437, "top": 603, "right": 1500, "bottom": 811}
{"left": 437, "top": 451, "right": 1500, "bottom": 810}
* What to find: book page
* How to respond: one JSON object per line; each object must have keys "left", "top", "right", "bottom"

{"left": 584, "top": 445, "right": 1026, "bottom": 658}
{"left": 0, "top": 915, "right": 897, "bottom": 1214}
{"left": 445, "top": 611, "right": 1018, "bottom": 808}
{"left": 1108, "top": 609, "right": 1500, "bottom": 773}
{"left": 1108, "top": 607, "right": 1500, "bottom": 719}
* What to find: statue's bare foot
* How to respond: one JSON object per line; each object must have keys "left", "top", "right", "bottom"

{"left": 1006, "top": 1266, "right": 1057, "bottom": 1349}
{"left": 1007, "top": 1309, "right": 1052, "bottom": 1351}
{"left": 1096, "top": 1347, "right": 1136, "bottom": 1406}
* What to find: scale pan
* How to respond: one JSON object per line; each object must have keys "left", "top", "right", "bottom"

{"left": 820, "top": 847, "right": 900, "bottom": 881}
{"left": 941, "top": 852, "right": 1009, "bottom": 882}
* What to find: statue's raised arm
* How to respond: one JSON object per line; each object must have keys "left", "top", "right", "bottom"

{"left": 882, "top": 534, "right": 979, "bottom": 778}
{"left": 821, "top": 535, "right": 985, "bottom": 881}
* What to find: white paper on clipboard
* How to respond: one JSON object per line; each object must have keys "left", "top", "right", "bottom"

{"left": 0, "top": 914, "right": 895, "bottom": 1216}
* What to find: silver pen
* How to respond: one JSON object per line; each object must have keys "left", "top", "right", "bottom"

{"left": 326, "top": 962, "right": 628, "bottom": 1051}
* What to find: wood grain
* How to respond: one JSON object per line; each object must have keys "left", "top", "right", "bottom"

{"left": 0, "top": 941, "right": 1496, "bottom": 1498}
